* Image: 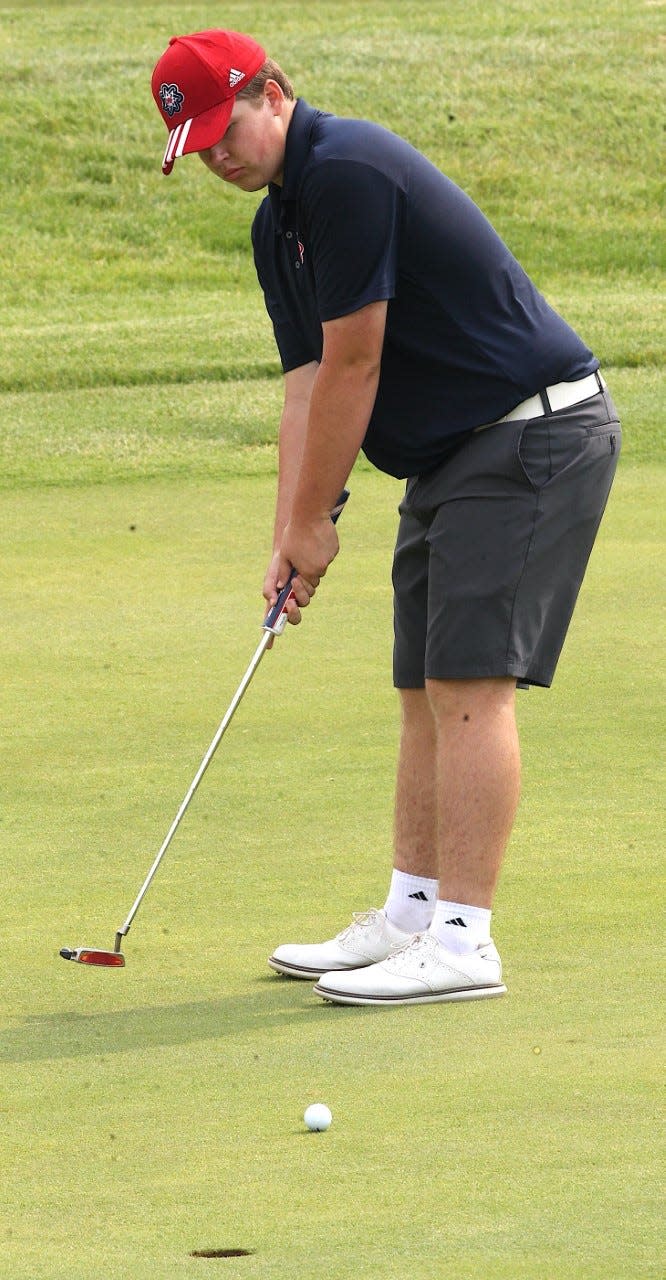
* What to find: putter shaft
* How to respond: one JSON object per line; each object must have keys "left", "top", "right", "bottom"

{"left": 116, "top": 627, "right": 274, "bottom": 944}
{"left": 112, "top": 487, "right": 349, "bottom": 952}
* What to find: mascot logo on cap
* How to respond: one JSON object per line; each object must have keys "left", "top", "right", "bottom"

{"left": 159, "top": 82, "right": 185, "bottom": 117}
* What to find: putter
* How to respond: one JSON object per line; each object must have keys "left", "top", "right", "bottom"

{"left": 60, "top": 489, "right": 349, "bottom": 968}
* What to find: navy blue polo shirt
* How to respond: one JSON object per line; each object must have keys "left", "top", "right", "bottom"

{"left": 251, "top": 100, "right": 598, "bottom": 479}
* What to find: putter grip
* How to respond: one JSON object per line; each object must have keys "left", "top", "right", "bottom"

{"left": 263, "top": 489, "right": 350, "bottom": 633}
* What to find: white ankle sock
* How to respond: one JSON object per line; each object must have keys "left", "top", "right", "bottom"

{"left": 428, "top": 899, "right": 492, "bottom": 955}
{"left": 383, "top": 869, "right": 438, "bottom": 933}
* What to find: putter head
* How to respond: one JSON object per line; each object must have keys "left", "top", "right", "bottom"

{"left": 59, "top": 947, "right": 125, "bottom": 968}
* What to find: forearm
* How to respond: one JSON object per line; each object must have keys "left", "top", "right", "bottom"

{"left": 290, "top": 356, "right": 379, "bottom": 524}
{"left": 275, "top": 300, "right": 386, "bottom": 586}
{"left": 274, "top": 405, "right": 307, "bottom": 549}
{"left": 273, "top": 362, "right": 318, "bottom": 548}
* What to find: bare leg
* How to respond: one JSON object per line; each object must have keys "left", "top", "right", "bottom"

{"left": 426, "top": 677, "right": 520, "bottom": 906}
{"left": 307, "top": 680, "right": 519, "bottom": 1000}
{"left": 393, "top": 679, "right": 520, "bottom": 905}
{"left": 393, "top": 688, "right": 438, "bottom": 878}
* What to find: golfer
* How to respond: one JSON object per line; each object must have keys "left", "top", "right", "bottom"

{"left": 152, "top": 29, "right": 621, "bottom": 1005}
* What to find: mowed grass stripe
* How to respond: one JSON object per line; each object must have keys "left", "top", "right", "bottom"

{"left": 0, "top": 367, "right": 662, "bottom": 491}
{"left": 1, "top": 282, "right": 663, "bottom": 396}
{"left": 0, "top": 296, "right": 278, "bottom": 394}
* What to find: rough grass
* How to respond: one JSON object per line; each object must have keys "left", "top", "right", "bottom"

{"left": 3, "top": 0, "right": 663, "bottom": 297}
{"left": 1, "top": 0, "right": 662, "bottom": 482}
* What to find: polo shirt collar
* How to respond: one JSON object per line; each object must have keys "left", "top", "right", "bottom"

{"left": 268, "top": 98, "right": 321, "bottom": 225}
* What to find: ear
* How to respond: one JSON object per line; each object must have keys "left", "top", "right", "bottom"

{"left": 263, "top": 79, "right": 286, "bottom": 114}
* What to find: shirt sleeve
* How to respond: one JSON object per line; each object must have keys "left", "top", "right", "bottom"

{"left": 300, "top": 158, "right": 402, "bottom": 322}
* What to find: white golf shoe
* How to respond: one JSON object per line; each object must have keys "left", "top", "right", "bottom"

{"left": 267, "top": 908, "right": 413, "bottom": 980}
{"left": 313, "top": 931, "right": 507, "bottom": 1005}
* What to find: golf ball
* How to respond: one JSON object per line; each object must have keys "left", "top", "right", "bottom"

{"left": 304, "top": 1103, "right": 332, "bottom": 1132}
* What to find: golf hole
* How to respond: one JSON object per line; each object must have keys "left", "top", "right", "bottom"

{"left": 190, "top": 1248, "right": 255, "bottom": 1259}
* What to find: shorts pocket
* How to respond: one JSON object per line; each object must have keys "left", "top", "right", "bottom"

{"left": 517, "top": 419, "right": 587, "bottom": 490}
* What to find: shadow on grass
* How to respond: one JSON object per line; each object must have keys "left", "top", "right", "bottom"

{"left": 1, "top": 977, "right": 365, "bottom": 1064}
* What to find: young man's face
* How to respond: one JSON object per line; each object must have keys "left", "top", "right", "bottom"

{"left": 198, "top": 88, "right": 292, "bottom": 190}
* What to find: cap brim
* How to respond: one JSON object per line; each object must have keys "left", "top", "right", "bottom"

{"left": 162, "top": 98, "right": 234, "bottom": 174}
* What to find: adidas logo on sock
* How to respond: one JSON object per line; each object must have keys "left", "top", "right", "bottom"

{"left": 445, "top": 916, "right": 467, "bottom": 927}
{"left": 408, "top": 891, "right": 429, "bottom": 901}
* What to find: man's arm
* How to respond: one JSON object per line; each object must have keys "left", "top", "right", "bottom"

{"left": 272, "top": 360, "right": 319, "bottom": 552}
{"left": 263, "top": 360, "right": 318, "bottom": 617}
{"left": 277, "top": 299, "right": 387, "bottom": 588}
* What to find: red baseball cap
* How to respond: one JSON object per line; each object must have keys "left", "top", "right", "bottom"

{"left": 152, "top": 30, "right": 266, "bottom": 174}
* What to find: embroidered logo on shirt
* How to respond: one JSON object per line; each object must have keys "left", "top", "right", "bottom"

{"left": 159, "top": 82, "right": 184, "bottom": 117}
{"left": 298, "top": 240, "right": 305, "bottom": 263}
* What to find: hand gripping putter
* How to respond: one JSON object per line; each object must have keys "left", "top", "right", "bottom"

{"left": 60, "top": 490, "right": 349, "bottom": 969}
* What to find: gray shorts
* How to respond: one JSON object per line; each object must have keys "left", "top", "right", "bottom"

{"left": 392, "top": 386, "right": 621, "bottom": 689}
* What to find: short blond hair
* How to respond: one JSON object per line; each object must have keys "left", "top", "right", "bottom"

{"left": 237, "top": 58, "right": 295, "bottom": 102}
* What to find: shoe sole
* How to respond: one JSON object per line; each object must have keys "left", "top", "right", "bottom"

{"left": 267, "top": 955, "right": 376, "bottom": 980}
{"left": 312, "top": 982, "right": 508, "bottom": 1006}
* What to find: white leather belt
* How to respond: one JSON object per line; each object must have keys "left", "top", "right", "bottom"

{"left": 475, "top": 371, "right": 606, "bottom": 432}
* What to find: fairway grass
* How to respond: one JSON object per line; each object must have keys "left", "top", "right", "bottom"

{"left": 1, "top": 466, "right": 662, "bottom": 1280}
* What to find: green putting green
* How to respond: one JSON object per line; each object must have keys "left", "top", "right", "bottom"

{"left": 1, "top": 465, "right": 662, "bottom": 1279}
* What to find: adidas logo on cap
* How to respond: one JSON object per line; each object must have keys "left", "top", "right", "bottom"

{"left": 229, "top": 67, "right": 245, "bottom": 87}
